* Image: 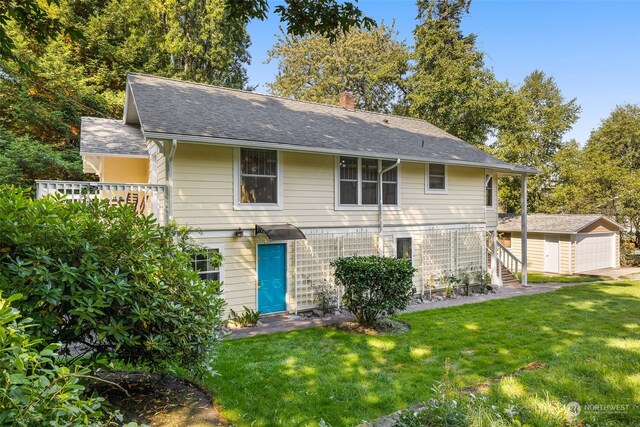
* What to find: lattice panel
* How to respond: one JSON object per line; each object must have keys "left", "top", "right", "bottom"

{"left": 294, "top": 231, "right": 340, "bottom": 308}
{"left": 422, "top": 229, "right": 453, "bottom": 288}
{"left": 294, "top": 229, "right": 378, "bottom": 310}
{"left": 422, "top": 226, "right": 486, "bottom": 289}
{"left": 456, "top": 227, "right": 486, "bottom": 277}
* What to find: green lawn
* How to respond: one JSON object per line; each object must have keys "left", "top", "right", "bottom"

{"left": 208, "top": 282, "right": 640, "bottom": 426}
{"left": 521, "top": 272, "right": 611, "bottom": 283}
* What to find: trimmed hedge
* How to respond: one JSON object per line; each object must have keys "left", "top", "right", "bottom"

{"left": 332, "top": 255, "right": 416, "bottom": 326}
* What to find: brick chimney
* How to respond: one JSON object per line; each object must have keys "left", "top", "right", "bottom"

{"left": 339, "top": 90, "right": 355, "bottom": 111}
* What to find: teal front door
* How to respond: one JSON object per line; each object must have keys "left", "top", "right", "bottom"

{"left": 257, "top": 244, "right": 287, "bottom": 313}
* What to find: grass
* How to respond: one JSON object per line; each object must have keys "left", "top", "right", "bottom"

{"left": 208, "top": 282, "right": 640, "bottom": 426}
{"left": 520, "top": 272, "right": 611, "bottom": 283}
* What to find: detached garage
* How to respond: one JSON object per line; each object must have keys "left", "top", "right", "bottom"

{"left": 498, "top": 214, "right": 621, "bottom": 274}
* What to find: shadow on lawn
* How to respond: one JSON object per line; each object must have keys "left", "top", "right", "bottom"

{"left": 210, "top": 282, "right": 640, "bottom": 426}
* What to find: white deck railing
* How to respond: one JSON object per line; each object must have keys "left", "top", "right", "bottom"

{"left": 35, "top": 180, "right": 167, "bottom": 224}
{"left": 495, "top": 241, "right": 522, "bottom": 281}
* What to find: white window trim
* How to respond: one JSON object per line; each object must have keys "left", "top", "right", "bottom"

{"left": 194, "top": 243, "right": 225, "bottom": 294}
{"left": 334, "top": 156, "right": 401, "bottom": 210}
{"left": 233, "top": 148, "right": 283, "bottom": 211}
{"left": 425, "top": 163, "right": 448, "bottom": 194}
{"left": 485, "top": 171, "right": 496, "bottom": 210}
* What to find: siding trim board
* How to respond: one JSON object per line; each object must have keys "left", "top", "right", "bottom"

{"left": 144, "top": 134, "right": 530, "bottom": 175}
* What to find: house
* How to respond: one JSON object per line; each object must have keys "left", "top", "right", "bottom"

{"left": 498, "top": 214, "right": 621, "bottom": 274}
{"left": 37, "top": 73, "right": 537, "bottom": 314}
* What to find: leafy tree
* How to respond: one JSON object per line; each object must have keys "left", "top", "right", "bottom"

{"left": 586, "top": 103, "right": 640, "bottom": 170}
{"left": 544, "top": 105, "right": 640, "bottom": 244}
{"left": 159, "top": 0, "right": 251, "bottom": 87}
{"left": 332, "top": 255, "right": 415, "bottom": 326}
{"left": 493, "top": 70, "right": 580, "bottom": 212}
{"left": 0, "top": 127, "right": 86, "bottom": 188}
{"left": 227, "top": 0, "right": 375, "bottom": 41}
{"left": 0, "top": 187, "right": 225, "bottom": 375}
{"left": 0, "top": 294, "right": 113, "bottom": 426}
{"left": 267, "top": 24, "right": 409, "bottom": 113}
{"left": 403, "top": 0, "right": 506, "bottom": 146}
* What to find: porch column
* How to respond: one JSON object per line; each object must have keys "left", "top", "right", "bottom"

{"left": 491, "top": 230, "right": 499, "bottom": 284}
{"left": 521, "top": 174, "right": 528, "bottom": 287}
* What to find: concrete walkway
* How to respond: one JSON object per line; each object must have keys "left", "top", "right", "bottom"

{"left": 226, "top": 282, "right": 594, "bottom": 340}
{"left": 581, "top": 266, "right": 640, "bottom": 280}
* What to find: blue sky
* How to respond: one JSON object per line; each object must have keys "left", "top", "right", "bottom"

{"left": 246, "top": 0, "right": 640, "bottom": 145}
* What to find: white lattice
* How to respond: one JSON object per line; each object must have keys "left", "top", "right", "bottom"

{"left": 421, "top": 226, "right": 486, "bottom": 290}
{"left": 294, "top": 229, "right": 378, "bottom": 310}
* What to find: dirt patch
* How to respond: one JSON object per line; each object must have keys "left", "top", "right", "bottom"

{"left": 462, "top": 360, "right": 548, "bottom": 393}
{"left": 334, "top": 318, "right": 410, "bottom": 335}
{"left": 90, "top": 371, "right": 226, "bottom": 426}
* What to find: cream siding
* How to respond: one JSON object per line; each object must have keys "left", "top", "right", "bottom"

{"left": 101, "top": 157, "right": 149, "bottom": 183}
{"left": 511, "top": 232, "right": 617, "bottom": 275}
{"left": 172, "top": 143, "right": 489, "bottom": 231}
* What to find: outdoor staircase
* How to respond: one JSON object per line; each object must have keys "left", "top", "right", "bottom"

{"left": 498, "top": 263, "right": 520, "bottom": 287}
{"left": 488, "top": 241, "right": 523, "bottom": 287}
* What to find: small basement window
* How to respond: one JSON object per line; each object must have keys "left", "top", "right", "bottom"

{"left": 396, "top": 237, "right": 412, "bottom": 260}
{"left": 192, "top": 246, "right": 223, "bottom": 282}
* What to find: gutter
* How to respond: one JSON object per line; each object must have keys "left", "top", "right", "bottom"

{"left": 378, "top": 159, "right": 401, "bottom": 255}
{"left": 166, "top": 139, "right": 177, "bottom": 221}
{"left": 141, "top": 132, "right": 538, "bottom": 175}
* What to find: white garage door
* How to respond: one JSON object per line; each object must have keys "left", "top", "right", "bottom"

{"left": 575, "top": 233, "right": 615, "bottom": 273}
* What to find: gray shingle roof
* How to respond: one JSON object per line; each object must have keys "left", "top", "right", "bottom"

{"left": 498, "top": 214, "right": 621, "bottom": 234}
{"left": 80, "top": 117, "right": 146, "bottom": 157}
{"left": 126, "top": 73, "right": 536, "bottom": 173}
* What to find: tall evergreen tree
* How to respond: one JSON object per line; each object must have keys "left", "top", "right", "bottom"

{"left": 404, "top": 0, "right": 505, "bottom": 146}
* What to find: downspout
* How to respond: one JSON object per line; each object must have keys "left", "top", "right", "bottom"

{"left": 167, "top": 139, "right": 177, "bottom": 222}
{"left": 379, "top": 159, "right": 401, "bottom": 256}
{"left": 521, "top": 174, "right": 528, "bottom": 287}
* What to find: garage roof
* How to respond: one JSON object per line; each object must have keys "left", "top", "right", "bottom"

{"left": 498, "top": 214, "right": 622, "bottom": 234}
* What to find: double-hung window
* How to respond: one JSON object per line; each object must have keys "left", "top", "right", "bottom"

{"left": 426, "top": 163, "right": 447, "bottom": 192}
{"left": 236, "top": 148, "right": 281, "bottom": 208}
{"left": 485, "top": 174, "right": 494, "bottom": 208}
{"left": 338, "top": 156, "right": 398, "bottom": 207}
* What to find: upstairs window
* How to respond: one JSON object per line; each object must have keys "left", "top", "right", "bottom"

{"left": 426, "top": 163, "right": 447, "bottom": 192}
{"left": 485, "top": 174, "right": 494, "bottom": 208}
{"left": 338, "top": 157, "right": 398, "bottom": 206}
{"left": 238, "top": 148, "right": 280, "bottom": 206}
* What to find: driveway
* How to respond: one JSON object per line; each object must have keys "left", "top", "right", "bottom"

{"left": 581, "top": 267, "right": 640, "bottom": 280}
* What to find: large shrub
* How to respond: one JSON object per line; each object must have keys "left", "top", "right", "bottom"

{"left": 0, "top": 293, "right": 112, "bottom": 426}
{"left": 0, "top": 186, "right": 225, "bottom": 374}
{"left": 332, "top": 255, "right": 415, "bottom": 326}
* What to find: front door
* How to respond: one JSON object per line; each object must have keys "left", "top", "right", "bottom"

{"left": 257, "top": 243, "right": 287, "bottom": 313}
{"left": 544, "top": 236, "right": 560, "bottom": 273}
